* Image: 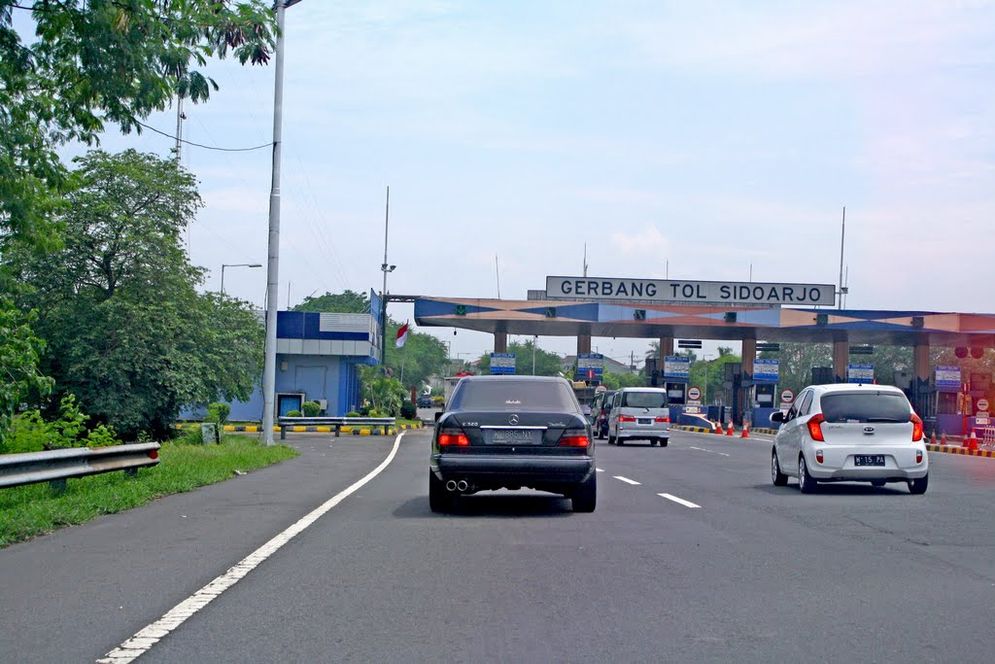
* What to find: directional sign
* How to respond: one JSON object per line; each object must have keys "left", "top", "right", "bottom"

{"left": 753, "top": 358, "right": 779, "bottom": 383}
{"left": 935, "top": 366, "right": 961, "bottom": 390}
{"left": 663, "top": 355, "right": 691, "bottom": 380}
{"left": 847, "top": 363, "right": 874, "bottom": 383}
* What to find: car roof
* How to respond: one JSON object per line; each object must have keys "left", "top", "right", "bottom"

{"left": 806, "top": 383, "right": 906, "bottom": 395}
{"left": 618, "top": 387, "right": 666, "bottom": 392}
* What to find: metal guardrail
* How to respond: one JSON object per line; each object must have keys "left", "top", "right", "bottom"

{"left": 0, "top": 443, "right": 161, "bottom": 491}
{"left": 277, "top": 416, "right": 396, "bottom": 439}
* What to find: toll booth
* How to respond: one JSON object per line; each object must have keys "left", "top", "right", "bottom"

{"left": 934, "top": 368, "right": 992, "bottom": 436}
{"left": 662, "top": 356, "right": 691, "bottom": 415}
{"left": 750, "top": 358, "right": 779, "bottom": 427}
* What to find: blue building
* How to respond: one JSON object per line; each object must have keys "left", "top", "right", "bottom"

{"left": 219, "top": 310, "right": 381, "bottom": 421}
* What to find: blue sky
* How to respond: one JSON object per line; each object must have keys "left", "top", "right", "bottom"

{"left": 71, "top": 1, "right": 995, "bottom": 365}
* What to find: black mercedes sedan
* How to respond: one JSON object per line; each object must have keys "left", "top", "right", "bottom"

{"left": 429, "top": 375, "right": 596, "bottom": 513}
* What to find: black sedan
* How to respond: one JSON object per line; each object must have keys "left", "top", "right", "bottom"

{"left": 429, "top": 375, "right": 596, "bottom": 513}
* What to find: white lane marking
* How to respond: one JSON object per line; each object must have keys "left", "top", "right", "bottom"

{"left": 658, "top": 493, "right": 701, "bottom": 509}
{"left": 613, "top": 475, "right": 641, "bottom": 485}
{"left": 688, "top": 446, "right": 731, "bottom": 457}
{"left": 595, "top": 468, "right": 605, "bottom": 473}
{"left": 98, "top": 432, "right": 406, "bottom": 663}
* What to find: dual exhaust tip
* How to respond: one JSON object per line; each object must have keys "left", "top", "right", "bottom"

{"left": 445, "top": 479, "right": 469, "bottom": 493}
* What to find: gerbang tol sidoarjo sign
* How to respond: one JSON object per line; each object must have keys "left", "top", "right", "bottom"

{"left": 545, "top": 276, "right": 836, "bottom": 306}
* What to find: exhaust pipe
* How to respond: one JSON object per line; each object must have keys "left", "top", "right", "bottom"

{"left": 456, "top": 480, "right": 469, "bottom": 492}
{"left": 445, "top": 480, "right": 458, "bottom": 492}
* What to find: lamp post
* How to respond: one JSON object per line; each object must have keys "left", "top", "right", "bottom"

{"left": 262, "top": 0, "right": 301, "bottom": 445}
{"left": 380, "top": 186, "right": 395, "bottom": 373}
{"left": 220, "top": 263, "right": 262, "bottom": 295}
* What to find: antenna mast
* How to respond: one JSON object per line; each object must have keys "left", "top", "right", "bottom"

{"left": 838, "top": 206, "right": 846, "bottom": 309}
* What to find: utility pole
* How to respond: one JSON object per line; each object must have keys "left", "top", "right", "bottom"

{"left": 838, "top": 206, "right": 846, "bottom": 309}
{"left": 380, "top": 186, "right": 395, "bottom": 373}
{"left": 261, "top": 1, "right": 288, "bottom": 445}
{"left": 174, "top": 95, "right": 184, "bottom": 163}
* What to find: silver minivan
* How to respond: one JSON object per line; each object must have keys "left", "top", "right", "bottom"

{"left": 607, "top": 387, "right": 671, "bottom": 446}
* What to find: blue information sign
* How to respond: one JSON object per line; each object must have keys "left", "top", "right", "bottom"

{"left": 935, "top": 366, "right": 961, "bottom": 390}
{"left": 575, "top": 353, "right": 605, "bottom": 380}
{"left": 663, "top": 355, "right": 691, "bottom": 381}
{"left": 847, "top": 363, "right": 874, "bottom": 383}
{"left": 490, "top": 353, "right": 516, "bottom": 375}
{"left": 753, "top": 358, "right": 779, "bottom": 383}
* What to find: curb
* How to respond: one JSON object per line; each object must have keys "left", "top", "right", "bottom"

{"left": 926, "top": 444, "right": 995, "bottom": 459}
{"left": 174, "top": 422, "right": 423, "bottom": 435}
{"left": 674, "top": 425, "right": 717, "bottom": 434}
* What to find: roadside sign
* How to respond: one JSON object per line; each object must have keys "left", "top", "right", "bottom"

{"left": 976, "top": 412, "right": 990, "bottom": 426}
{"left": 663, "top": 355, "right": 691, "bottom": 380}
{"left": 847, "top": 363, "right": 874, "bottom": 383}
{"left": 977, "top": 398, "right": 989, "bottom": 412}
{"left": 688, "top": 386, "right": 702, "bottom": 401}
{"left": 489, "top": 352, "right": 516, "bottom": 375}
{"left": 779, "top": 389, "right": 795, "bottom": 410}
{"left": 935, "top": 366, "right": 961, "bottom": 390}
{"left": 753, "top": 358, "right": 779, "bottom": 383}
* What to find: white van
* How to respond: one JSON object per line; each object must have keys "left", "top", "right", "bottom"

{"left": 607, "top": 387, "right": 671, "bottom": 447}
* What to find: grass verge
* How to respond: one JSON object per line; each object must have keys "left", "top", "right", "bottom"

{"left": 0, "top": 435, "right": 297, "bottom": 548}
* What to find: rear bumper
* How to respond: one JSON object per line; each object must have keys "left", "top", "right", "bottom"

{"left": 616, "top": 426, "right": 670, "bottom": 440}
{"left": 433, "top": 454, "right": 594, "bottom": 485}
{"left": 804, "top": 446, "right": 928, "bottom": 481}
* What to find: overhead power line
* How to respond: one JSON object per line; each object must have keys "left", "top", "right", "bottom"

{"left": 136, "top": 120, "right": 272, "bottom": 153}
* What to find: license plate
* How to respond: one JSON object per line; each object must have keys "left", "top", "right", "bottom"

{"left": 638, "top": 418, "right": 652, "bottom": 425}
{"left": 854, "top": 455, "right": 885, "bottom": 467}
{"left": 488, "top": 429, "right": 542, "bottom": 445}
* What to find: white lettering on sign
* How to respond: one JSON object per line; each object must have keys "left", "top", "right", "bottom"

{"left": 977, "top": 399, "right": 989, "bottom": 412}
{"left": 545, "top": 276, "right": 835, "bottom": 306}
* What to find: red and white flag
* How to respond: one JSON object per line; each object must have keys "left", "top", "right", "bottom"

{"left": 395, "top": 321, "right": 410, "bottom": 348}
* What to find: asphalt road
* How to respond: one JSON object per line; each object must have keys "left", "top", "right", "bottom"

{"left": 3, "top": 430, "right": 995, "bottom": 663}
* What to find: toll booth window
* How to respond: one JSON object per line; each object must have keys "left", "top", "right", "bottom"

{"left": 622, "top": 391, "right": 667, "bottom": 408}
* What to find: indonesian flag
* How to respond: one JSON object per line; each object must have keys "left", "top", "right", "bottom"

{"left": 395, "top": 321, "right": 410, "bottom": 348}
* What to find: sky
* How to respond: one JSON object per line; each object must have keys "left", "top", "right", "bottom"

{"left": 62, "top": 0, "right": 995, "bottom": 367}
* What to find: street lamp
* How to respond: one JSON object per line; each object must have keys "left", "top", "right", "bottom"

{"left": 220, "top": 263, "right": 262, "bottom": 295}
{"left": 262, "top": 0, "right": 300, "bottom": 445}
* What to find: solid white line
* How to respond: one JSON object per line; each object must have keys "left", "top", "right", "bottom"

{"left": 689, "top": 446, "right": 731, "bottom": 457}
{"left": 613, "top": 475, "right": 641, "bottom": 485}
{"left": 658, "top": 493, "right": 701, "bottom": 509}
{"left": 97, "top": 432, "right": 406, "bottom": 663}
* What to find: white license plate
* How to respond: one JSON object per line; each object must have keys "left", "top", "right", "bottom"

{"left": 488, "top": 429, "right": 542, "bottom": 445}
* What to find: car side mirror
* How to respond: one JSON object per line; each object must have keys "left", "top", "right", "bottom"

{"left": 770, "top": 411, "right": 786, "bottom": 424}
{"left": 434, "top": 411, "right": 443, "bottom": 422}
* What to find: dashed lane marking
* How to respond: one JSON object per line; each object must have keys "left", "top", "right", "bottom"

{"left": 688, "top": 446, "right": 731, "bottom": 457}
{"left": 613, "top": 475, "right": 641, "bottom": 485}
{"left": 658, "top": 493, "right": 701, "bottom": 509}
{"left": 97, "top": 432, "right": 406, "bottom": 663}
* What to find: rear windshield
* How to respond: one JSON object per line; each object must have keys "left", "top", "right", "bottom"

{"left": 621, "top": 391, "right": 667, "bottom": 408}
{"left": 449, "top": 380, "right": 579, "bottom": 412}
{"left": 820, "top": 392, "right": 911, "bottom": 423}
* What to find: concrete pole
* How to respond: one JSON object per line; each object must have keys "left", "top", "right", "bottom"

{"left": 833, "top": 337, "right": 849, "bottom": 383}
{"left": 261, "top": 2, "right": 287, "bottom": 445}
{"left": 494, "top": 331, "right": 508, "bottom": 353}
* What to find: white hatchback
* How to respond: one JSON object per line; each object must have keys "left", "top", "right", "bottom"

{"left": 770, "top": 384, "right": 929, "bottom": 494}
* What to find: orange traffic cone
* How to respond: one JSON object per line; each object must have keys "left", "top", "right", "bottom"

{"left": 968, "top": 431, "right": 979, "bottom": 451}
{"left": 725, "top": 422, "right": 734, "bottom": 436}
{"left": 929, "top": 431, "right": 936, "bottom": 445}
{"left": 741, "top": 425, "right": 750, "bottom": 439}
{"left": 714, "top": 422, "right": 723, "bottom": 434}
{"left": 940, "top": 432, "right": 947, "bottom": 446}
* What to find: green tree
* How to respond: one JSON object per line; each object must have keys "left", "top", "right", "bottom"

{"left": 294, "top": 290, "right": 370, "bottom": 314}
{"left": 477, "top": 340, "right": 563, "bottom": 376}
{"left": 358, "top": 366, "right": 406, "bottom": 416}
{"left": 602, "top": 372, "right": 645, "bottom": 390}
{"left": 0, "top": 0, "right": 275, "bottom": 442}
{"left": 12, "top": 150, "right": 263, "bottom": 439}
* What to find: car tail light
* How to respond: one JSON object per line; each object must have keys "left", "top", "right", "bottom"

{"left": 807, "top": 413, "right": 826, "bottom": 442}
{"left": 559, "top": 429, "right": 590, "bottom": 447}
{"left": 911, "top": 413, "right": 924, "bottom": 442}
{"left": 815, "top": 449, "right": 824, "bottom": 464}
{"left": 438, "top": 428, "right": 469, "bottom": 447}
{"left": 654, "top": 416, "right": 670, "bottom": 423}
{"left": 916, "top": 450, "right": 923, "bottom": 464}
{"left": 618, "top": 415, "right": 636, "bottom": 423}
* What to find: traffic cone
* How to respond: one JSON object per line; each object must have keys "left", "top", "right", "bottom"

{"left": 968, "top": 431, "right": 979, "bottom": 451}
{"left": 929, "top": 431, "right": 936, "bottom": 445}
{"left": 725, "top": 422, "right": 734, "bottom": 436}
{"left": 741, "top": 425, "right": 750, "bottom": 439}
{"left": 940, "top": 432, "right": 947, "bottom": 446}
{"left": 713, "top": 422, "right": 723, "bottom": 434}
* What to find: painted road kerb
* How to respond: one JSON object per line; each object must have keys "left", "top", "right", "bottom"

{"left": 98, "top": 432, "right": 406, "bottom": 663}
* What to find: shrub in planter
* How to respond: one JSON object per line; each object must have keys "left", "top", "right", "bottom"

{"left": 302, "top": 400, "right": 322, "bottom": 417}
{"left": 400, "top": 401, "right": 416, "bottom": 420}
{"left": 346, "top": 411, "right": 361, "bottom": 417}
{"left": 286, "top": 409, "right": 302, "bottom": 417}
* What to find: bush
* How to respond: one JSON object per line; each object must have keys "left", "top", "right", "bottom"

{"left": 400, "top": 401, "right": 416, "bottom": 419}
{"left": 285, "top": 409, "right": 302, "bottom": 417}
{"left": 302, "top": 400, "right": 322, "bottom": 417}
{"left": 345, "top": 410, "right": 361, "bottom": 417}
{"left": 367, "top": 408, "right": 385, "bottom": 418}
{"left": 206, "top": 402, "right": 231, "bottom": 425}
{"left": 0, "top": 395, "right": 121, "bottom": 454}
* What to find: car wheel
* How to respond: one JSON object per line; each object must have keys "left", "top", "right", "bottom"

{"left": 660, "top": 438, "right": 669, "bottom": 447}
{"left": 650, "top": 439, "right": 658, "bottom": 446}
{"left": 798, "top": 455, "right": 818, "bottom": 494}
{"left": 429, "top": 472, "right": 452, "bottom": 513}
{"left": 571, "top": 473, "right": 597, "bottom": 512}
{"left": 908, "top": 474, "right": 928, "bottom": 495}
{"left": 607, "top": 434, "right": 616, "bottom": 445}
{"left": 871, "top": 479, "right": 886, "bottom": 488}
{"left": 771, "top": 448, "right": 788, "bottom": 486}
{"left": 616, "top": 438, "right": 624, "bottom": 446}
